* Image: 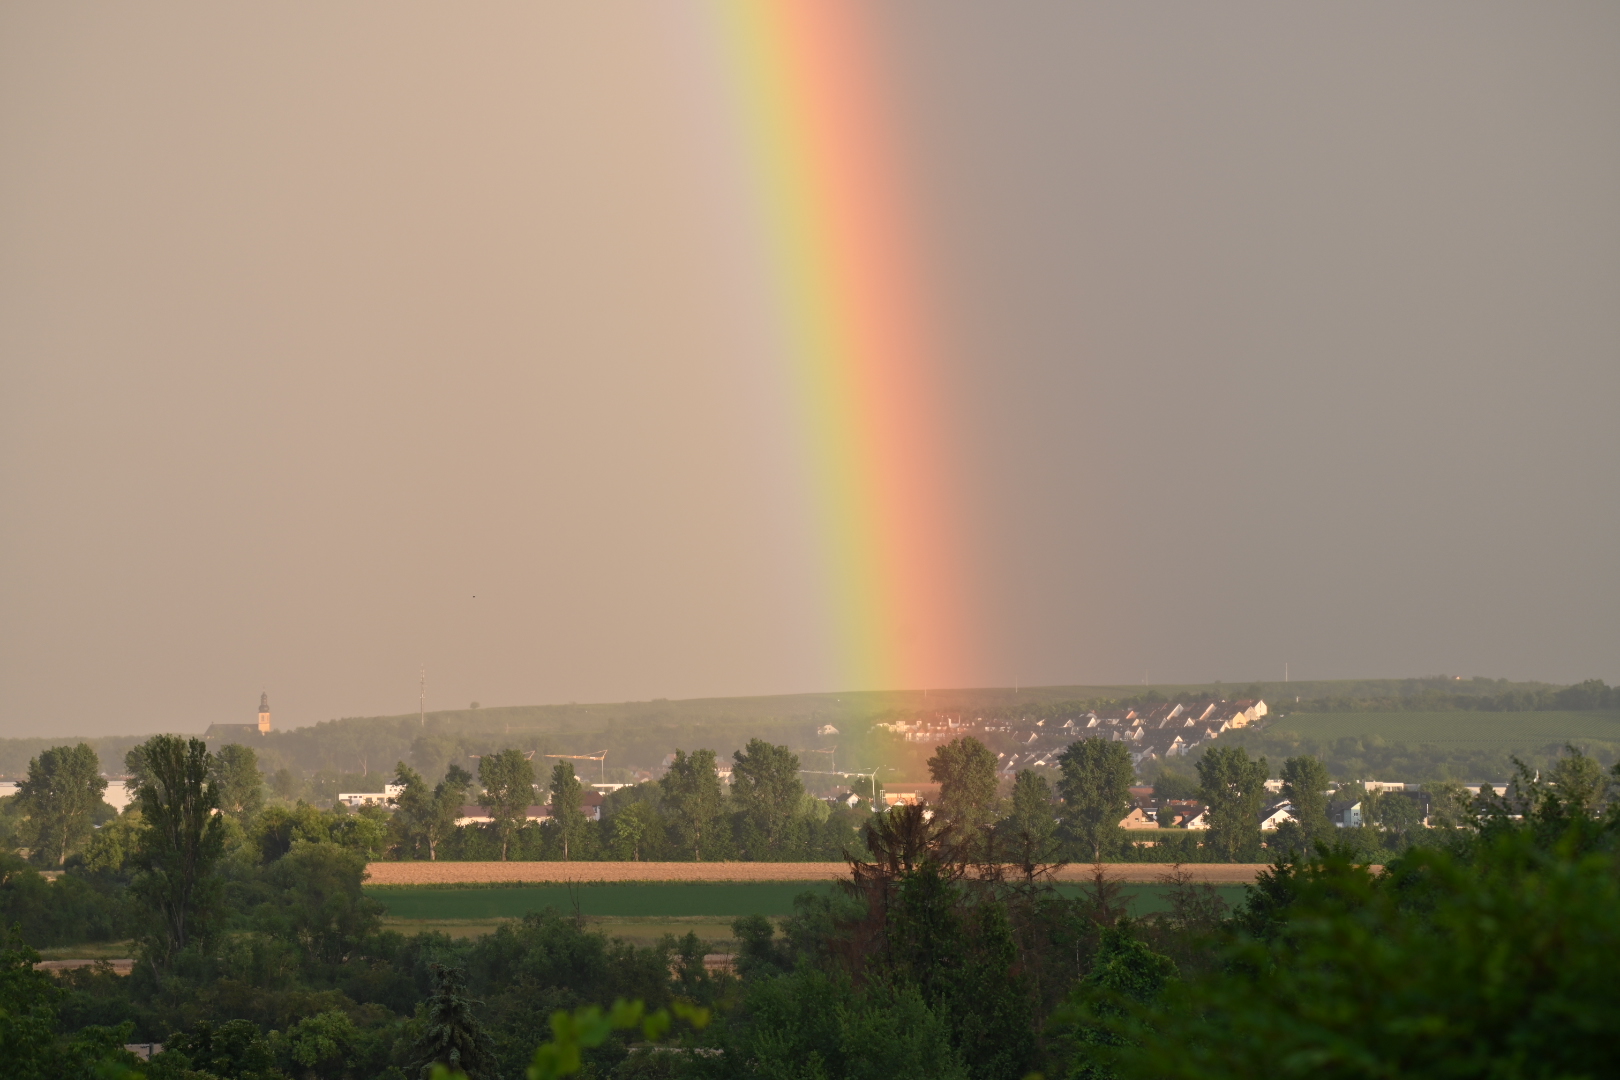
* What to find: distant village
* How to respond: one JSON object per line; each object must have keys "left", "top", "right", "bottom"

{"left": 876, "top": 696, "right": 1271, "bottom": 771}
{"left": 868, "top": 697, "right": 1448, "bottom": 838}
{"left": 192, "top": 692, "right": 1488, "bottom": 840}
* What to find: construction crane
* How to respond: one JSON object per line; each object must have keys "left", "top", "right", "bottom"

{"left": 543, "top": 751, "right": 608, "bottom": 783}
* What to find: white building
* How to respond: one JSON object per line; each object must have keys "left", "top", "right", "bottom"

{"left": 337, "top": 783, "right": 406, "bottom": 809}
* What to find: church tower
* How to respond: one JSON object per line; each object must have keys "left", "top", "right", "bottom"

{"left": 258, "top": 691, "right": 272, "bottom": 733}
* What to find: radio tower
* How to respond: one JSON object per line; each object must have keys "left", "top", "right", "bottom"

{"left": 419, "top": 666, "right": 426, "bottom": 728}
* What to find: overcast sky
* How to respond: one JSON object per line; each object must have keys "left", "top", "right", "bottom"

{"left": 3, "top": 2, "right": 1616, "bottom": 738}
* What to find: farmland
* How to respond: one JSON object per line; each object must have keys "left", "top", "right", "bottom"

{"left": 369, "top": 881, "right": 839, "bottom": 920}
{"left": 364, "top": 880, "right": 1254, "bottom": 925}
{"left": 1265, "top": 710, "right": 1620, "bottom": 748}
{"left": 362, "top": 862, "right": 1272, "bottom": 886}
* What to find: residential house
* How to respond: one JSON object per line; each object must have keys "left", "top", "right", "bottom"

{"left": 1157, "top": 800, "right": 1206, "bottom": 828}
{"left": 1328, "top": 798, "right": 1363, "bottom": 828}
{"left": 1258, "top": 799, "right": 1296, "bottom": 831}
{"left": 1119, "top": 805, "right": 1160, "bottom": 830}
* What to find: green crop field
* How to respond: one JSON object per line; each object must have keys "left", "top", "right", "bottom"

{"left": 1266, "top": 711, "right": 1620, "bottom": 748}
{"left": 366, "top": 882, "right": 1252, "bottom": 922}
{"left": 368, "top": 882, "right": 840, "bottom": 920}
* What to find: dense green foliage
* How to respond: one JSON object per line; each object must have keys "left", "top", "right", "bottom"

{"left": 8, "top": 728, "right": 1620, "bottom": 1079}
{"left": 927, "top": 737, "right": 1002, "bottom": 835}
{"left": 1056, "top": 740, "right": 1135, "bottom": 860}
{"left": 1196, "top": 746, "right": 1270, "bottom": 862}
{"left": 134, "top": 735, "right": 227, "bottom": 967}
{"left": 16, "top": 743, "right": 108, "bottom": 868}
{"left": 1088, "top": 756, "right": 1620, "bottom": 1079}
{"left": 0, "top": 927, "right": 144, "bottom": 1078}
{"left": 392, "top": 763, "right": 471, "bottom": 862}
{"left": 477, "top": 749, "right": 537, "bottom": 861}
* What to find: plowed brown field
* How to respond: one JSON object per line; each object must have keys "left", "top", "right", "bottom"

{"left": 364, "top": 862, "right": 1277, "bottom": 886}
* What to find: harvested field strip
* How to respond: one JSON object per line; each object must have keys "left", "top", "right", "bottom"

{"left": 366, "top": 861, "right": 850, "bottom": 885}
{"left": 365, "top": 882, "right": 1254, "bottom": 920}
{"left": 364, "top": 862, "right": 1272, "bottom": 886}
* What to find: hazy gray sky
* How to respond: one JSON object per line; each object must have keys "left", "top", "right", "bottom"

{"left": 3, "top": 2, "right": 1616, "bottom": 738}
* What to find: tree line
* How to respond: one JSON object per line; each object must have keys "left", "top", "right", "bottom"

{"left": 7, "top": 732, "right": 1620, "bottom": 1076}
{"left": 7, "top": 729, "right": 1476, "bottom": 878}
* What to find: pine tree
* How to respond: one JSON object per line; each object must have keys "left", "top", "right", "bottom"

{"left": 411, "top": 963, "right": 499, "bottom": 1080}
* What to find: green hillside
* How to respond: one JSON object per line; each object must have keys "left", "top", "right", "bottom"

{"left": 0, "top": 676, "right": 1611, "bottom": 786}
{"left": 1267, "top": 710, "right": 1620, "bottom": 748}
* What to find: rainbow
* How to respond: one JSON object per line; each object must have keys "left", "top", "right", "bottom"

{"left": 697, "top": 0, "right": 974, "bottom": 692}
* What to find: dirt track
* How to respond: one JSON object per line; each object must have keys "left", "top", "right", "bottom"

{"left": 364, "top": 861, "right": 1276, "bottom": 886}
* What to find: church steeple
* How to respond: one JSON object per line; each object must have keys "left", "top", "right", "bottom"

{"left": 258, "top": 692, "right": 272, "bottom": 733}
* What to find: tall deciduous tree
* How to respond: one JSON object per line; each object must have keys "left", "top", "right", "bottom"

{"left": 1547, "top": 744, "right": 1609, "bottom": 816}
{"left": 1005, "top": 769, "right": 1060, "bottom": 867}
{"left": 1056, "top": 739, "right": 1135, "bottom": 861}
{"left": 927, "top": 737, "right": 1002, "bottom": 836}
{"left": 391, "top": 763, "right": 433, "bottom": 859}
{"left": 609, "top": 800, "right": 658, "bottom": 861}
{"left": 1368, "top": 789, "right": 1423, "bottom": 844}
{"left": 477, "top": 749, "right": 535, "bottom": 861}
{"left": 548, "top": 761, "right": 587, "bottom": 860}
{"left": 1279, "top": 756, "right": 1332, "bottom": 850}
{"left": 731, "top": 740, "right": 803, "bottom": 857}
{"left": 132, "top": 735, "right": 224, "bottom": 968}
{"left": 1197, "top": 746, "right": 1269, "bottom": 861}
{"left": 18, "top": 743, "right": 107, "bottom": 867}
{"left": 393, "top": 762, "right": 472, "bottom": 861}
{"left": 123, "top": 744, "right": 152, "bottom": 791}
{"left": 208, "top": 743, "right": 264, "bottom": 820}
{"left": 432, "top": 764, "right": 473, "bottom": 859}
{"left": 659, "top": 749, "right": 725, "bottom": 861}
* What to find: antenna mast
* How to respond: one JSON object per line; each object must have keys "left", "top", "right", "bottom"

{"left": 420, "top": 666, "right": 426, "bottom": 728}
